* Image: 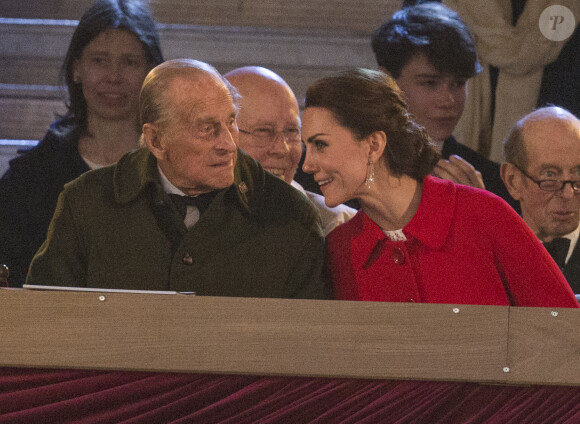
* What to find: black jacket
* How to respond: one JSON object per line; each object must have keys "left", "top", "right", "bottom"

{"left": 442, "top": 136, "right": 520, "bottom": 213}
{"left": 0, "top": 117, "right": 89, "bottom": 287}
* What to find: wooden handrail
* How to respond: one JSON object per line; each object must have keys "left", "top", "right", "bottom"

{"left": 1, "top": 288, "right": 578, "bottom": 386}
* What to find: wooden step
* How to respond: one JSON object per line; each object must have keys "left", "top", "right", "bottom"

{"left": 0, "top": 18, "right": 379, "bottom": 140}
{"left": 0, "top": 0, "right": 400, "bottom": 33}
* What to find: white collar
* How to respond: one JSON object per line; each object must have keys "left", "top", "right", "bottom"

{"left": 158, "top": 165, "right": 187, "bottom": 196}
{"left": 562, "top": 225, "right": 580, "bottom": 264}
{"left": 290, "top": 179, "right": 307, "bottom": 195}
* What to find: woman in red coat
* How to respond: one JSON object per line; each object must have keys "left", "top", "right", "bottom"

{"left": 301, "top": 68, "right": 578, "bottom": 308}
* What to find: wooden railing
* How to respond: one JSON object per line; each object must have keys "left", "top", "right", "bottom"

{"left": 1, "top": 288, "right": 578, "bottom": 386}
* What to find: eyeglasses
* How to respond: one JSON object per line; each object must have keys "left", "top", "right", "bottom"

{"left": 512, "top": 164, "right": 580, "bottom": 193}
{"left": 239, "top": 127, "right": 301, "bottom": 147}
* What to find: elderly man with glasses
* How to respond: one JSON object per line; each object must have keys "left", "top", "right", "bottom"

{"left": 225, "top": 66, "right": 356, "bottom": 236}
{"left": 501, "top": 106, "right": 580, "bottom": 294}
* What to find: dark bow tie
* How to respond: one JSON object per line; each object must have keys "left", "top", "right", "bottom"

{"left": 544, "top": 237, "right": 571, "bottom": 269}
{"left": 168, "top": 192, "right": 217, "bottom": 219}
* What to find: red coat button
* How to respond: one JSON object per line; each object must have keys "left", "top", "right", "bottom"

{"left": 392, "top": 247, "right": 406, "bottom": 265}
{"left": 183, "top": 253, "right": 193, "bottom": 265}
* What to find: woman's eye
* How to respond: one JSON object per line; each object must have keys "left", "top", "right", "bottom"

{"left": 314, "top": 139, "right": 328, "bottom": 151}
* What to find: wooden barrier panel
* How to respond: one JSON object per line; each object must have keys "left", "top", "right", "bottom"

{"left": 1, "top": 288, "right": 578, "bottom": 385}
{"left": 507, "top": 307, "right": 580, "bottom": 385}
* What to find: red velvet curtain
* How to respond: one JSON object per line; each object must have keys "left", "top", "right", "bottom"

{"left": 1, "top": 368, "right": 579, "bottom": 423}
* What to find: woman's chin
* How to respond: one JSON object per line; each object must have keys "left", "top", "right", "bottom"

{"left": 323, "top": 194, "right": 345, "bottom": 209}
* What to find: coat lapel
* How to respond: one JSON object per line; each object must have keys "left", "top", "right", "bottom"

{"left": 564, "top": 241, "right": 580, "bottom": 294}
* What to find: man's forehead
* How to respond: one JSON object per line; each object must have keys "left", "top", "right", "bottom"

{"left": 171, "top": 76, "right": 233, "bottom": 108}
{"left": 524, "top": 121, "right": 580, "bottom": 166}
{"left": 524, "top": 118, "right": 580, "bottom": 146}
{"left": 170, "top": 73, "right": 223, "bottom": 95}
{"left": 401, "top": 52, "right": 463, "bottom": 80}
{"left": 239, "top": 93, "right": 299, "bottom": 124}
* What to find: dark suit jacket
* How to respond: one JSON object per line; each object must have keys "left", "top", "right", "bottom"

{"left": 564, "top": 241, "right": 580, "bottom": 294}
{"left": 442, "top": 136, "right": 520, "bottom": 213}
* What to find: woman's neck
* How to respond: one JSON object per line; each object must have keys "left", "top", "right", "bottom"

{"left": 78, "top": 115, "right": 141, "bottom": 165}
{"left": 359, "top": 172, "right": 422, "bottom": 232}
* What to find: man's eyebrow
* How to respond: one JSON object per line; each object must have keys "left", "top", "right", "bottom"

{"left": 537, "top": 164, "right": 563, "bottom": 173}
{"left": 306, "top": 133, "right": 327, "bottom": 143}
{"left": 194, "top": 112, "right": 237, "bottom": 124}
{"left": 414, "top": 72, "right": 444, "bottom": 79}
{"left": 250, "top": 121, "right": 300, "bottom": 128}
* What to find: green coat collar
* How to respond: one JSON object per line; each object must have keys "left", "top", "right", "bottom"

{"left": 111, "top": 147, "right": 263, "bottom": 216}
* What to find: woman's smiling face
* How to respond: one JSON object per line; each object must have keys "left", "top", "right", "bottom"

{"left": 301, "top": 107, "right": 369, "bottom": 208}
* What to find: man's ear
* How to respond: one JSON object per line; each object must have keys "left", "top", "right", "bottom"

{"left": 367, "top": 131, "right": 387, "bottom": 163}
{"left": 500, "top": 163, "right": 524, "bottom": 201}
{"left": 142, "top": 123, "right": 166, "bottom": 161}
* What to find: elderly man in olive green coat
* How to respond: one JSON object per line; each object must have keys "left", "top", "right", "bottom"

{"left": 26, "top": 59, "right": 329, "bottom": 299}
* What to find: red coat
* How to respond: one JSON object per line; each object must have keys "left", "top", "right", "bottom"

{"left": 326, "top": 176, "right": 579, "bottom": 307}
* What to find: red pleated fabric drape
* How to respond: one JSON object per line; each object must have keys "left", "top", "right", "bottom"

{"left": 0, "top": 368, "right": 579, "bottom": 423}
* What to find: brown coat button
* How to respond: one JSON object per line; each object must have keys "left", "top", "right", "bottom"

{"left": 392, "top": 247, "right": 406, "bottom": 265}
{"left": 182, "top": 253, "right": 193, "bottom": 265}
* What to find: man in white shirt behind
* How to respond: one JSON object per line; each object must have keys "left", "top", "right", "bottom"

{"left": 225, "top": 66, "right": 356, "bottom": 235}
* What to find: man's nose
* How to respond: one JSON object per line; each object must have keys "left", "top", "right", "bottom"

{"left": 558, "top": 182, "right": 577, "bottom": 199}
{"left": 439, "top": 88, "right": 457, "bottom": 107}
{"left": 268, "top": 132, "right": 290, "bottom": 154}
{"left": 216, "top": 127, "right": 237, "bottom": 152}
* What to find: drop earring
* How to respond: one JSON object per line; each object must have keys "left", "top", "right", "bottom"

{"left": 365, "top": 159, "right": 375, "bottom": 189}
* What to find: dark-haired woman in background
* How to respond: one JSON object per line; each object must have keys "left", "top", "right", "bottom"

{"left": 0, "top": 0, "right": 164, "bottom": 286}
{"left": 302, "top": 68, "right": 578, "bottom": 308}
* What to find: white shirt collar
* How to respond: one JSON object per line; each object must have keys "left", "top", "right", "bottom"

{"left": 158, "top": 165, "right": 187, "bottom": 196}
{"left": 562, "top": 225, "right": 580, "bottom": 264}
{"left": 290, "top": 179, "right": 307, "bottom": 195}
{"left": 157, "top": 165, "right": 200, "bottom": 229}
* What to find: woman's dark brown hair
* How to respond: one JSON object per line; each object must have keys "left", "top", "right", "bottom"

{"left": 61, "top": 0, "right": 164, "bottom": 133}
{"left": 304, "top": 68, "right": 440, "bottom": 181}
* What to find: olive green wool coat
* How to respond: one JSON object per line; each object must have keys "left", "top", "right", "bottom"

{"left": 27, "top": 148, "right": 329, "bottom": 299}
